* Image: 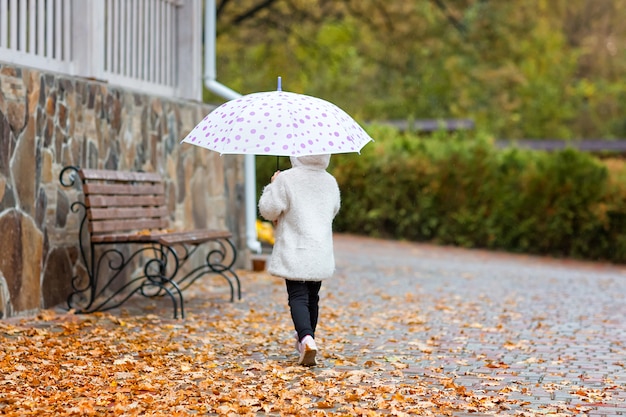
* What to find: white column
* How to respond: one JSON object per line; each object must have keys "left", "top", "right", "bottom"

{"left": 176, "top": 0, "right": 202, "bottom": 100}
{"left": 72, "top": 0, "right": 105, "bottom": 78}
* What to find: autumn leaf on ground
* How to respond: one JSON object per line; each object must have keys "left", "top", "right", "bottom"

{"left": 2, "top": 235, "right": 625, "bottom": 416}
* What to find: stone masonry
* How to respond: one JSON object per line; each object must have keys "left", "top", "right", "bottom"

{"left": 0, "top": 63, "right": 246, "bottom": 319}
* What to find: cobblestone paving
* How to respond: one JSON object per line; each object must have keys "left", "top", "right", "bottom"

{"left": 174, "top": 233, "right": 626, "bottom": 415}
{"left": 9, "top": 234, "right": 625, "bottom": 416}
{"left": 322, "top": 235, "right": 626, "bottom": 416}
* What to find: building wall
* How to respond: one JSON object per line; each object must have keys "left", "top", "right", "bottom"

{"left": 0, "top": 63, "right": 246, "bottom": 318}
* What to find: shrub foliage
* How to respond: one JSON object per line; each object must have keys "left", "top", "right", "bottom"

{"left": 327, "top": 127, "right": 625, "bottom": 263}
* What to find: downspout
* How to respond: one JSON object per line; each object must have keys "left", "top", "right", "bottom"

{"left": 204, "top": 0, "right": 262, "bottom": 254}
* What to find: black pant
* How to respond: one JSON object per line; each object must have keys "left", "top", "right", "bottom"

{"left": 285, "top": 280, "right": 322, "bottom": 342}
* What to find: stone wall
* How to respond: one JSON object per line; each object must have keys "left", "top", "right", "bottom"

{"left": 0, "top": 63, "right": 246, "bottom": 318}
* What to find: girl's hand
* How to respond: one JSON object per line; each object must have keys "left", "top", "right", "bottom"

{"left": 271, "top": 170, "right": 280, "bottom": 182}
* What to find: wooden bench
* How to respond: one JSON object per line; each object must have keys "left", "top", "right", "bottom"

{"left": 59, "top": 166, "right": 241, "bottom": 318}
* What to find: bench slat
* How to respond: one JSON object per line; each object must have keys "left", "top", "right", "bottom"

{"left": 83, "top": 183, "right": 165, "bottom": 196}
{"left": 80, "top": 169, "right": 162, "bottom": 183}
{"left": 90, "top": 229, "right": 231, "bottom": 244}
{"left": 85, "top": 195, "right": 166, "bottom": 208}
{"left": 90, "top": 218, "right": 170, "bottom": 234}
{"left": 90, "top": 232, "right": 163, "bottom": 243}
{"left": 88, "top": 206, "right": 168, "bottom": 221}
{"left": 158, "top": 230, "right": 232, "bottom": 245}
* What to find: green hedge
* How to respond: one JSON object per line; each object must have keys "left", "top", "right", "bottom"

{"left": 256, "top": 126, "right": 626, "bottom": 263}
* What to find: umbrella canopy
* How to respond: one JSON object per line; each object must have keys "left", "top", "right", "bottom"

{"left": 181, "top": 84, "right": 373, "bottom": 157}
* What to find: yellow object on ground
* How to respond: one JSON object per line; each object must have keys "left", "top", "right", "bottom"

{"left": 256, "top": 219, "right": 275, "bottom": 245}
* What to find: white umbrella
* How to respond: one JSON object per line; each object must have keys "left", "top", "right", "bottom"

{"left": 181, "top": 78, "right": 373, "bottom": 157}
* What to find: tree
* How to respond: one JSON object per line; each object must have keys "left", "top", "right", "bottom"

{"left": 211, "top": 0, "right": 626, "bottom": 139}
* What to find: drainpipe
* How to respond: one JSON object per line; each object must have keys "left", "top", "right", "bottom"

{"left": 204, "top": 0, "right": 262, "bottom": 254}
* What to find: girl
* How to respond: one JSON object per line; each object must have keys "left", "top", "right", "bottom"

{"left": 258, "top": 154, "right": 341, "bottom": 366}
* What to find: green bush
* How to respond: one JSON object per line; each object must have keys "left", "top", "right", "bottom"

{"left": 329, "top": 126, "right": 626, "bottom": 263}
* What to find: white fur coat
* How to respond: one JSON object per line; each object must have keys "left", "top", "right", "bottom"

{"left": 258, "top": 154, "right": 341, "bottom": 280}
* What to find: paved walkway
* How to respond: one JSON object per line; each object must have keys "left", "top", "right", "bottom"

{"left": 187, "top": 234, "right": 626, "bottom": 415}
{"left": 5, "top": 234, "right": 626, "bottom": 416}
{"left": 325, "top": 234, "right": 626, "bottom": 416}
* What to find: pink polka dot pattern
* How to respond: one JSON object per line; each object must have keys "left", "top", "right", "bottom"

{"left": 181, "top": 91, "right": 374, "bottom": 156}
